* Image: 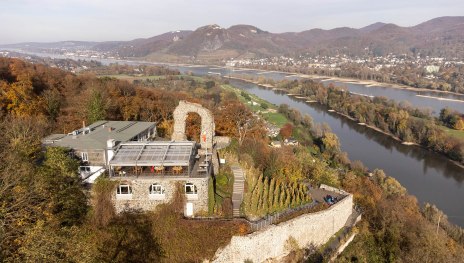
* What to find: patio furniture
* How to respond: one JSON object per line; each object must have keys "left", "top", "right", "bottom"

{"left": 154, "top": 166, "right": 164, "bottom": 174}
{"left": 173, "top": 166, "right": 183, "bottom": 174}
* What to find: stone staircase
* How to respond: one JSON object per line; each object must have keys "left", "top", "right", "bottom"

{"left": 231, "top": 165, "right": 245, "bottom": 217}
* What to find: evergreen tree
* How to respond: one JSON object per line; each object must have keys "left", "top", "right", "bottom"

{"left": 261, "top": 177, "right": 269, "bottom": 214}
{"left": 86, "top": 89, "right": 106, "bottom": 123}
{"left": 285, "top": 188, "right": 291, "bottom": 208}
{"left": 280, "top": 187, "right": 286, "bottom": 208}
{"left": 273, "top": 182, "right": 281, "bottom": 212}
{"left": 268, "top": 178, "right": 276, "bottom": 210}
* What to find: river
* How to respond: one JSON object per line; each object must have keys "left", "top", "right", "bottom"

{"left": 175, "top": 65, "right": 464, "bottom": 115}
{"left": 174, "top": 59, "right": 464, "bottom": 226}
{"left": 227, "top": 79, "right": 464, "bottom": 226}
{"left": 4, "top": 49, "right": 464, "bottom": 226}
{"left": 6, "top": 49, "right": 464, "bottom": 114}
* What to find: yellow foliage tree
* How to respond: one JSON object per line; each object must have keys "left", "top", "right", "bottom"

{"left": 454, "top": 119, "right": 464, "bottom": 130}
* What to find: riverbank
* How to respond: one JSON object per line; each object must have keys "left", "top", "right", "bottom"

{"left": 333, "top": 109, "right": 464, "bottom": 169}
{"left": 289, "top": 94, "right": 420, "bottom": 145}
{"left": 226, "top": 76, "right": 275, "bottom": 88}
{"left": 295, "top": 73, "right": 464, "bottom": 99}
{"left": 224, "top": 66, "right": 464, "bottom": 98}
{"left": 233, "top": 77, "right": 464, "bottom": 169}
{"left": 291, "top": 93, "right": 464, "bottom": 170}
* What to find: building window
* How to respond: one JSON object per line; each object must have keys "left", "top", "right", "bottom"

{"left": 80, "top": 166, "right": 91, "bottom": 174}
{"left": 116, "top": 184, "right": 132, "bottom": 195}
{"left": 81, "top": 152, "right": 89, "bottom": 162}
{"left": 149, "top": 183, "right": 165, "bottom": 200}
{"left": 149, "top": 184, "right": 165, "bottom": 195}
{"left": 185, "top": 183, "right": 197, "bottom": 195}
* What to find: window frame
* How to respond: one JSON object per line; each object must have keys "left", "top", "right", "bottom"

{"left": 149, "top": 183, "right": 165, "bottom": 195}
{"left": 81, "top": 152, "right": 89, "bottom": 162}
{"left": 185, "top": 183, "right": 198, "bottom": 195}
{"left": 116, "top": 184, "right": 132, "bottom": 195}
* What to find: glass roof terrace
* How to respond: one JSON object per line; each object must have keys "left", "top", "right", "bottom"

{"left": 110, "top": 141, "right": 196, "bottom": 167}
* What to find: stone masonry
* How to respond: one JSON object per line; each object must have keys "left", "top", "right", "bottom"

{"left": 113, "top": 176, "right": 209, "bottom": 215}
{"left": 172, "top": 100, "right": 215, "bottom": 149}
{"left": 213, "top": 194, "right": 354, "bottom": 262}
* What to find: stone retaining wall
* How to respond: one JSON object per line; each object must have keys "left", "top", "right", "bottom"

{"left": 213, "top": 194, "right": 353, "bottom": 263}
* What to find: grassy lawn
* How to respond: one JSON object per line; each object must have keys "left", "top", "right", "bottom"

{"left": 221, "top": 84, "right": 289, "bottom": 128}
{"left": 99, "top": 74, "right": 204, "bottom": 82}
{"left": 99, "top": 74, "right": 165, "bottom": 80}
{"left": 440, "top": 126, "right": 464, "bottom": 141}
{"left": 410, "top": 116, "right": 464, "bottom": 142}
{"left": 262, "top": 111, "right": 288, "bottom": 127}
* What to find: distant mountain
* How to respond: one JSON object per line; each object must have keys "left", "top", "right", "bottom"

{"left": 165, "top": 24, "right": 293, "bottom": 60}
{"left": 0, "top": 41, "right": 98, "bottom": 50}
{"left": 3, "top": 16, "right": 464, "bottom": 62}
{"left": 93, "top": 30, "right": 193, "bottom": 57}
{"left": 359, "top": 22, "right": 387, "bottom": 33}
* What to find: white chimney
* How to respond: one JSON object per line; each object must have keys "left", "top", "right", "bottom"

{"left": 106, "top": 139, "right": 116, "bottom": 166}
{"left": 107, "top": 139, "right": 116, "bottom": 148}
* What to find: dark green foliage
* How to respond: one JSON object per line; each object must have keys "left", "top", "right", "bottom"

{"left": 86, "top": 89, "right": 106, "bottom": 123}
{"left": 241, "top": 91, "right": 251, "bottom": 101}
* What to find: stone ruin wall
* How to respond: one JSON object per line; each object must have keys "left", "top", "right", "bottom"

{"left": 213, "top": 194, "right": 354, "bottom": 263}
{"left": 172, "top": 100, "right": 215, "bottom": 150}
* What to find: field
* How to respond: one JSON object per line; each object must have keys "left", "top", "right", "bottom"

{"left": 99, "top": 74, "right": 205, "bottom": 82}
{"left": 221, "top": 84, "right": 289, "bottom": 128}
{"left": 440, "top": 126, "right": 464, "bottom": 141}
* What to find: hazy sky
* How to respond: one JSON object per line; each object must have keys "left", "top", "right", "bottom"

{"left": 1, "top": 0, "right": 463, "bottom": 44}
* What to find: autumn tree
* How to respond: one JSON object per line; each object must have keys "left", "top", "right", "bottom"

{"left": 455, "top": 118, "right": 464, "bottom": 130}
{"left": 321, "top": 132, "right": 340, "bottom": 157}
{"left": 280, "top": 123, "right": 294, "bottom": 139}
{"left": 215, "top": 101, "right": 254, "bottom": 145}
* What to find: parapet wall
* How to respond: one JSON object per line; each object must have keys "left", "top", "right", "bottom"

{"left": 213, "top": 194, "right": 353, "bottom": 263}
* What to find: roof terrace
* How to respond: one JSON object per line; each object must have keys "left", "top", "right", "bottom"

{"left": 109, "top": 141, "right": 210, "bottom": 178}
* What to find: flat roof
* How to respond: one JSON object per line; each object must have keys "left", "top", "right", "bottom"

{"left": 43, "top": 120, "right": 156, "bottom": 150}
{"left": 109, "top": 141, "right": 196, "bottom": 167}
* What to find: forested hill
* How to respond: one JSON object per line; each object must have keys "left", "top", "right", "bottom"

{"left": 0, "top": 57, "right": 261, "bottom": 261}
{"left": 0, "top": 57, "right": 187, "bottom": 133}
{"left": 1, "top": 58, "right": 464, "bottom": 262}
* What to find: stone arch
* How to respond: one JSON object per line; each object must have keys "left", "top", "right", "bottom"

{"left": 171, "top": 100, "right": 215, "bottom": 149}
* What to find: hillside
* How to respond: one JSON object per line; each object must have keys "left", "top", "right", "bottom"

{"left": 89, "top": 16, "right": 464, "bottom": 60}
{"left": 1, "top": 57, "right": 464, "bottom": 262}
{"left": 93, "top": 30, "right": 193, "bottom": 57}
{"left": 2, "top": 16, "right": 464, "bottom": 62}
